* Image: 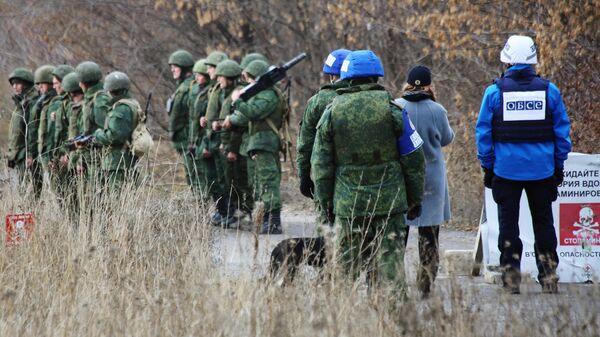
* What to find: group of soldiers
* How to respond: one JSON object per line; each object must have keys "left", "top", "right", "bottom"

{"left": 7, "top": 48, "right": 423, "bottom": 295}
{"left": 7, "top": 62, "right": 143, "bottom": 221}
{"left": 166, "top": 50, "right": 286, "bottom": 234}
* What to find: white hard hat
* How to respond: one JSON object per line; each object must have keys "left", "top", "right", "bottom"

{"left": 500, "top": 35, "right": 538, "bottom": 65}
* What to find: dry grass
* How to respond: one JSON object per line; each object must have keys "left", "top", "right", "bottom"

{"left": 0, "top": 166, "right": 598, "bottom": 337}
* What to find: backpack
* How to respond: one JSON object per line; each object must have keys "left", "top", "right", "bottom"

{"left": 115, "top": 98, "right": 154, "bottom": 157}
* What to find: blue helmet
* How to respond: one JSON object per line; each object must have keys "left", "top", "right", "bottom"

{"left": 322, "top": 49, "right": 351, "bottom": 75}
{"left": 340, "top": 50, "right": 384, "bottom": 80}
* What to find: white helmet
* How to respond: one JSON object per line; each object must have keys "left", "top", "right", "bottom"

{"left": 500, "top": 35, "right": 538, "bottom": 65}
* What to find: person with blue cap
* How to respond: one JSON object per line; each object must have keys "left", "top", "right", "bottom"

{"left": 311, "top": 50, "right": 425, "bottom": 298}
{"left": 476, "top": 35, "right": 571, "bottom": 294}
{"left": 297, "top": 48, "right": 351, "bottom": 229}
{"left": 395, "top": 65, "right": 454, "bottom": 298}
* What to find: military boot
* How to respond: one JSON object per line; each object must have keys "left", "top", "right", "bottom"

{"left": 260, "top": 209, "right": 282, "bottom": 235}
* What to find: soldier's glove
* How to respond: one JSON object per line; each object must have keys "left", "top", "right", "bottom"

{"left": 406, "top": 204, "right": 422, "bottom": 220}
{"left": 299, "top": 175, "right": 314, "bottom": 199}
{"left": 7, "top": 159, "right": 15, "bottom": 169}
{"left": 483, "top": 167, "right": 494, "bottom": 189}
{"left": 554, "top": 168, "right": 564, "bottom": 187}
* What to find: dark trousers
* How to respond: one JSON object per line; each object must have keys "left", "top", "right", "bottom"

{"left": 491, "top": 176, "right": 559, "bottom": 286}
{"left": 404, "top": 225, "right": 440, "bottom": 294}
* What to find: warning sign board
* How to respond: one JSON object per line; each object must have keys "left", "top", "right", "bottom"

{"left": 5, "top": 213, "right": 35, "bottom": 245}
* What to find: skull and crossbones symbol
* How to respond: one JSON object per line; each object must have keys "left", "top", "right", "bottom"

{"left": 573, "top": 207, "right": 600, "bottom": 237}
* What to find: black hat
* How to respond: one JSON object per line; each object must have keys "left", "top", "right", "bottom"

{"left": 407, "top": 65, "right": 431, "bottom": 86}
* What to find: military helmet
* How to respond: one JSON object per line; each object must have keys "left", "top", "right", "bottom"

{"left": 240, "top": 52, "right": 268, "bottom": 69}
{"left": 244, "top": 60, "right": 270, "bottom": 79}
{"left": 340, "top": 50, "right": 384, "bottom": 80}
{"left": 61, "top": 73, "right": 82, "bottom": 93}
{"left": 215, "top": 60, "right": 242, "bottom": 78}
{"left": 8, "top": 68, "right": 34, "bottom": 85}
{"left": 76, "top": 61, "right": 103, "bottom": 83}
{"left": 193, "top": 59, "right": 209, "bottom": 74}
{"left": 322, "top": 49, "right": 351, "bottom": 75}
{"left": 104, "top": 71, "right": 131, "bottom": 92}
{"left": 34, "top": 65, "right": 56, "bottom": 84}
{"left": 205, "top": 51, "right": 228, "bottom": 67}
{"left": 168, "top": 50, "right": 194, "bottom": 68}
{"left": 51, "top": 65, "right": 75, "bottom": 82}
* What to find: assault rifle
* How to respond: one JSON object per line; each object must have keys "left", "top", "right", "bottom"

{"left": 238, "top": 53, "right": 306, "bottom": 101}
{"left": 65, "top": 134, "right": 95, "bottom": 150}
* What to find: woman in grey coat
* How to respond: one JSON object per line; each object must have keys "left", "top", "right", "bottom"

{"left": 396, "top": 65, "right": 454, "bottom": 297}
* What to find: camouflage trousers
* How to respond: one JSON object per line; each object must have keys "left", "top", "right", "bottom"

{"left": 204, "top": 154, "right": 225, "bottom": 204}
{"left": 104, "top": 169, "right": 138, "bottom": 195}
{"left": 183, "top": 152, "right": 211, "bottom": 201}
{"left": 336, "top": 213, "right": 408, "bottom": 296}
{"left": 249, "top": 150, "right": 281, "bottom": 212}
{"left": 216, "top": 152, "right": 253, "bottom": 212}
{"left": 12, "top": 159, "right": 42, "bottom": 198}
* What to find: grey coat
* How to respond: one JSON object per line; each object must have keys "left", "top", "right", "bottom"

{"left": 396, "top": 95, "right": 454, "bottom": 227}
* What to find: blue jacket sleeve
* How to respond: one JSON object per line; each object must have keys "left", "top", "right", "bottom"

{"left": 548, "top": 83, "right": 571, "bottom": 169}
{"left": 476, "top": 85, "right": 498, "bottom": 169}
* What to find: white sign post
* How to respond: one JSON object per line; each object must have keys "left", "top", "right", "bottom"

{"left": 482, "top": 153, "right": 600, "bottom": 283}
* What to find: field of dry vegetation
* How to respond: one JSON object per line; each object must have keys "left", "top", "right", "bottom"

{"left": 0, "top": 169, "right": 599, "bottom": 336}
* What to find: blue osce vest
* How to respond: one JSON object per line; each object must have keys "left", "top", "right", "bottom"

{"left": 492, "top": 68, "right": 554, "bottom": 143}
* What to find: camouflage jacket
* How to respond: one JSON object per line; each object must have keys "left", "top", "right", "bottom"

{"left": 66, "top": 99, "right": 84, "bottom": 169}
{"left": 93, "top": 93, "right": 139, "bottom": 171}
{"left": 296, "top": 79, "right": 348, "bottom": 178}
{"left": 189, "top": 80, "right": 212, "bottom": 150}
{"left": 7, "top": 86, "right": 39, "bottom": 162}
{"left": 168, "top": 75, "right": 193, "bottom": 152}
{"left": 218, "top": 84, "right": 243, "bottom": 154}
{"left": 230, "top": 87, "right": 283, "bottom": 155}
{"left": 311, "top": 82, "right": 425, "bottom": 217}
{"left": 38, "top": 91, "right": 64, "bottom": 164}
{"left": 54, "top": 94, "right": 72, "bottom": 158}
{"left": 80, "top": 82, "right": 110, "bottom": 168}
{"left": 28, "top": 89, "right": 56, "bottom": 161}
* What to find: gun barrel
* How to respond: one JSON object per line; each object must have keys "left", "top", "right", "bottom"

{"left": 282, "top": 53, "right": 307, "bottom": 71}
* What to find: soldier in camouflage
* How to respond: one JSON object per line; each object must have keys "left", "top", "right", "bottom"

{"left": 7, "top": 67, "right": 39, "bottom": 192}
{"left": 62, "top": 72, "right": 85, "bottom": 222}
{"left": 227, "top": 59, "right": 285, "bottom": 234}
{"left": 210, "top": 59, "right": 253, "bottom": 227}
{"left": 75, "top": 61, "right": 110, "bottom": 184}
{"left": 45, "top": 65, "right": 74, "bottom": 202}
{"left": 187, "top": 58, "right": 211, "bottom": 200}
{"left": 200, "top": 51, "right": 230, "bottom": 225}
{"left": 25, "top": 65, "right": 58, "bottom": 196}
{"left": 167, "top": 50, "right": 195, "bottom": 189}
{"left": 92, "top": 71, "right": 140, "bottom": 193}
{"left": 311, "top": 50, "right": 425, "bottom": 298}
{"left": 297, "top": 48, "right": 351, "bottom": 229}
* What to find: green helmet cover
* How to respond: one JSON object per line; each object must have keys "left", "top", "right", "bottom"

{"left": 104, "top": 71, "right": 131, "bottom": 92}
{"left": 240, "top": 53, "right": 268, "bottom": 69}
{"left": 61, "top": 73, "right": 82, "bottom": 93}
{"left": 34, "top": 65, "right": 55, "bottom": 84}
{"left": 168, "top": 50, "right": 194, "bottom": 68}
{"left": 76, "top": 61, "right": 102, "bottom": 83}
{"left": 8, "top": 67, "right": 34, "bottom": 85}
{"left": 51, "top": 65, "right": 75, "bottom": 81}
{"left": 244, "top": 60, "right": 270, "bottom": 78}
{"left": 205, "top": 51, "right": 228, "bottom": 66}
{"left": 193, "top": 59, "right": 208, "bottom": 74}
{"left": 215, "top": 60, "right": 242, "bottom": 78}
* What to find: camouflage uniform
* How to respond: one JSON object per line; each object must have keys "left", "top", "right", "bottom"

{"left": 231, "top": 87, "right": 284, "bottom": 212}
{"left": 93, "top": 71, "right": 139, "bottom": 194}
{"left": 168, "top": 74, "right": 194, "bottom": 180}
{"left": 297, "top": 79, "right": 349, "bottom": 226}
{"left": 79, "top": 81, "right": 110, "bottom": 179}
{"left": 311, "top": 81, "right": 425, "bottom": 295}
{"left": 7, "top": 69, "right": 39, "bottom": 190}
